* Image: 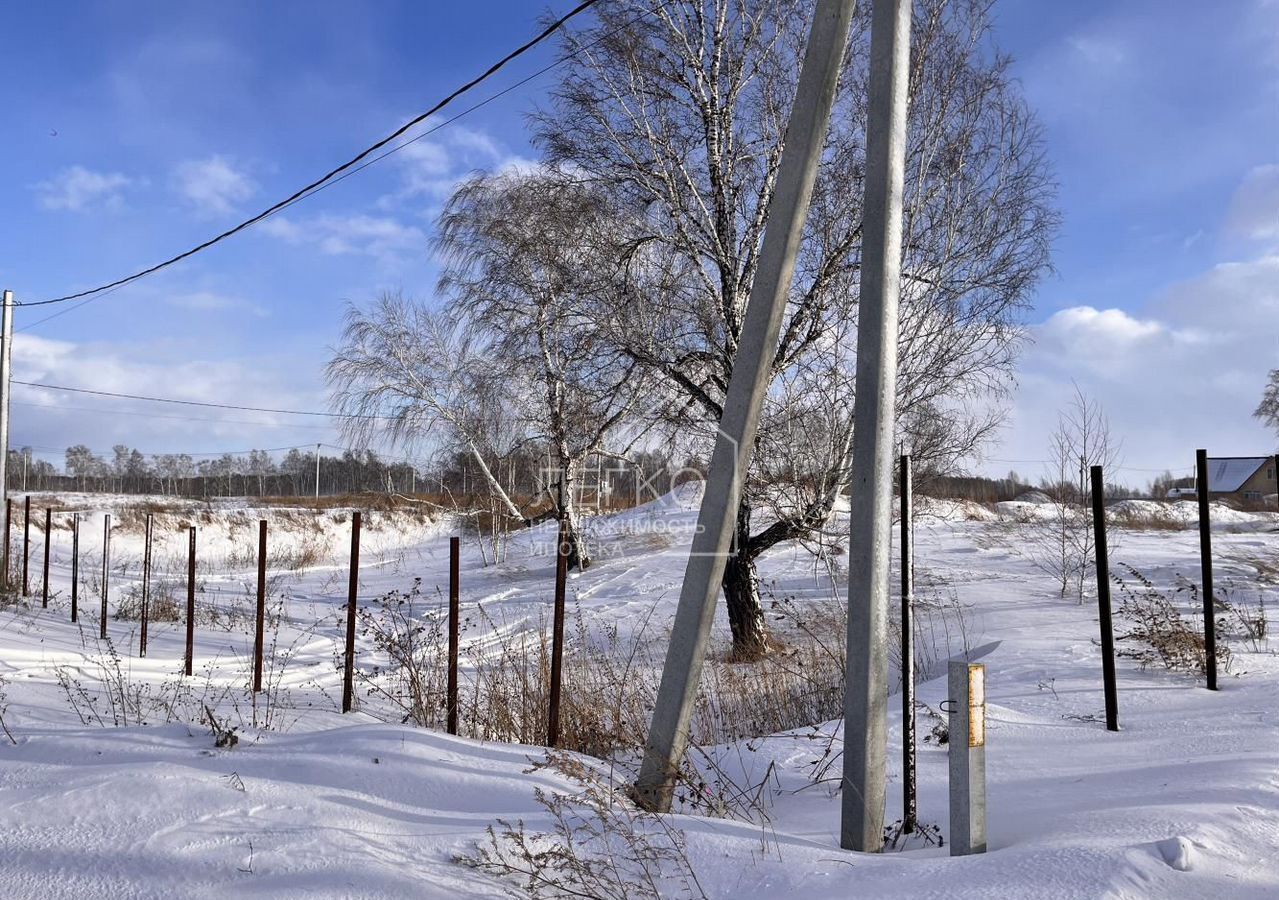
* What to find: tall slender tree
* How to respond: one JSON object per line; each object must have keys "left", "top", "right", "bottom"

{"left": 534, "top": 0, "right": 1057, "bottom": 656}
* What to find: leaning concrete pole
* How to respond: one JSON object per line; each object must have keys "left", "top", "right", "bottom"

{"left": 841, "top": 0, "right": 912, "bottom": 853}
{"left": 633, "top": 0, "right": 857, "bottom": 813}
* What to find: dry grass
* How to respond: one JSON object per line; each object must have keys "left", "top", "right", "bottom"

{"left": 1110, "top": 564, "right": 1231, "bottom": 676}
{"left": 1107, "top": 506, "right": 1187, "bottom": 532}
{"left": 459, "top": 754, "right": 708, "bottom": 900}
{"left": 352, "top": 583, "right": 855, "bottom": 772}
{"left": 114, "top": 578, "right": 182, "bottom": 622}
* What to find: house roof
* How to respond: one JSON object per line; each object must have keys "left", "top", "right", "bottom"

{"left": 1206, "top": 457, "right": 1269, "bottom": 493}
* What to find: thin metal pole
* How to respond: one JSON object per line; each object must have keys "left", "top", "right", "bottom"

{"left": 252, "top": 519, "right": 267, "bottom": 693}
{"left": 1090, "top": 466, "right": 1119, "bottom": 730}
{"left": 447, "top": 535, "right": 460, "bottom": 735}
{"left": 341, "top": 512, "right": 361, "bottom": 713}
{"left": 100, "top": 514, "right": 111, "bottom": 640}
{"left": 22, "top": 495, "right": 30, "bottom": 596}
{"left": 842, "top": 0, "right": 912, "bottom": 854}
{"left": 634, "top": 0, "right": 858, "bottom": 813}
{"left": 0, "top": 291, "right": 12, "bottom": 517}
{"left": 41, "top": 507, "right": 51, "bottom": 608}
{"left": 547, "top": 517, "right": 570, "bottom": 748}
{"left": 2, "top": 498, "right": 9, "bottom": 590}
{"left": 139, "top": 513, "right": 152, "bottom": 657}
{"left": 184, "top": 526, "right": 196, "bottom": 676}
{"left": 70, "top": 513, "right": 79, "bottom": 622}
{"left": 1195, "top": 449, "right": 1218, "bottom": 690}
{"left": 900, "top": 454, "right": 916, "bottom": 832}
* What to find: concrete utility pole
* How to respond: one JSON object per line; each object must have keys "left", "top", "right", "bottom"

{"left": 633, "top": 0, "right": 857, "bottom": 813}
{"left": 314, "top": 443, "right": 321, "bottom": 499}
{"left": 0, "top": 291, "right": 12, "bottom": 511}
{"left": 841, "top": 0, "right": 912, "bottom": 853}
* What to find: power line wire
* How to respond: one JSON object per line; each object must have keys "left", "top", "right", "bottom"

{"left": 11, "top": 399, "right": 336, "bottom": 430}
{"left": 17, "top": 0, "right": 601, "bottom": 311}
{"left": 13, "top": 379, "right": 379, "bottom": 419}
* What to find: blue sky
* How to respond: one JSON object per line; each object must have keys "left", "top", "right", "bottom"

{"left": 1, "top": 0, "right": 1276, "bottom": 483}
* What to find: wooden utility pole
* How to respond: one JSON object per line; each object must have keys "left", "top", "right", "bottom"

{"left": 843, "top": 0, "right": 913, "bottom": 853}
{"left": 633, "top": 0, "right": 858, "bottom": 813}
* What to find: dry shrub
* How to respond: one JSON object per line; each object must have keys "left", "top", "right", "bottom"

{"left": 459, "top": 753, "right": 707, "bottom": 900}
{"left": 114, "top": 501, "right": 191, "bottom": 533}
{"left": 356, "top": 578, "right": 449, "bottom": 727}
{"left": 115, "top": 577, "right": 182, "bottom": 622}
{"left": 353, "top": 583, "right": 855, "bottom": 765}
{"left": 1111, "top": 564, "right": 1232, "bottom": 675}
{"left": 1107, "top": 505, "right": 1186, "bottom": 532}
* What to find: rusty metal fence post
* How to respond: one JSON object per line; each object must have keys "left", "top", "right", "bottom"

{"left": 1090, "top": 465, "right": 1119, "bottom": 731}
{"left": 139, "top": 513, "right": 153, "bottom": 657}
{"left": 22, "top": 495, "right": 30, "bottom": 596}
{"left": 2, "top": 498, "right": 10, "bottom": 590}
{"left": 41, "top": 507, "right": 51, "bottom": 608}
{"left": 447, "top": 535, "right": 460, "bottom": 735}
{"left": 70, "top": 513, "right": 79, "bottom": 623}
{"left": 100, "top": 514, "right": 111, "bottom": 640}
{"left": 252, "top": 520, "right": 267, "bottom": 693}
{"left": 184, "top": 526, "right": 196, "bottom": 676}
{"left": 1195, "top": 449, "right": 1218, "bottom": 691}
{"left": 900, "top": 454, "right": 916, "bottom": 831}
{"left": 341, "top": 512, "right": 361, "bottom": 713}
{"left": 547, "top": 518, "right": 570, "bottom": 748}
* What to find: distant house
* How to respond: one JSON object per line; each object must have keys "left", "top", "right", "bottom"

{"left": 1203, "top": 456, "right": 1278, "bottom": 503}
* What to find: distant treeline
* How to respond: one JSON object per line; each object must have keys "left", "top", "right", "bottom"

{"left": 4, "top": 444, "right": 694, "bottom": 503}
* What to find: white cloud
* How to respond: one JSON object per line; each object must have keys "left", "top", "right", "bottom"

{"left": 7, "top": 333, "right": 335, "bottom": 457}
{"left": 995, "top": 253, "right": 1279, "bottom": 481}
{"left": 1066, "top": 34, "right": 1127, "bottom": 69}
{"left": 164, "top": 290, "right": 268, "bottom": 317}
{"left": 173, "top": 155, "right": 256, "bottom": 216}
{"left": 1040, "top": 306, "right": 1163, "bottom": 346}
{"left": 260, "top": 213, "right": 425, "bottom": 263}
{"left": 1225, "top": 163, "right": 1279, "bottom": 243}
{"left": 380, "top": 123, "right": 518, "bottom": 209}
{"left": 34, "top": 165, "right": 133, "bottom": 211}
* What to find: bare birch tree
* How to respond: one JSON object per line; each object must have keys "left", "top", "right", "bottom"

{"left": 534, "top": 0, "right": 1057, "bottom": 656}
{"left": 435, "top": 171, "right": 647, "bottom": 570}
{"left": 327, "top": 292, "right": 528, "bottom": 523}
{"left": 1029, "top": 385, "right": 1121, "bottom": 602}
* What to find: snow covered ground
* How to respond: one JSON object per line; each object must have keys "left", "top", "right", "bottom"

{"left": 1, "top": 490, "right": 1278, "bottom": 898}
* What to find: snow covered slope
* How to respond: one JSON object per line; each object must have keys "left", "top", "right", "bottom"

{"left": 1, "top": 491, "right": 1277, "bottom": 898}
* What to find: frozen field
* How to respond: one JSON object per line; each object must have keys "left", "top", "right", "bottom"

{"left": 1, "top": 490, "right": 1278, "bottom": 898}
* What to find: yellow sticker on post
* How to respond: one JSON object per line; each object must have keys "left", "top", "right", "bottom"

{"left": 968, "top": 664, "right": 985, "bottom": 748}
